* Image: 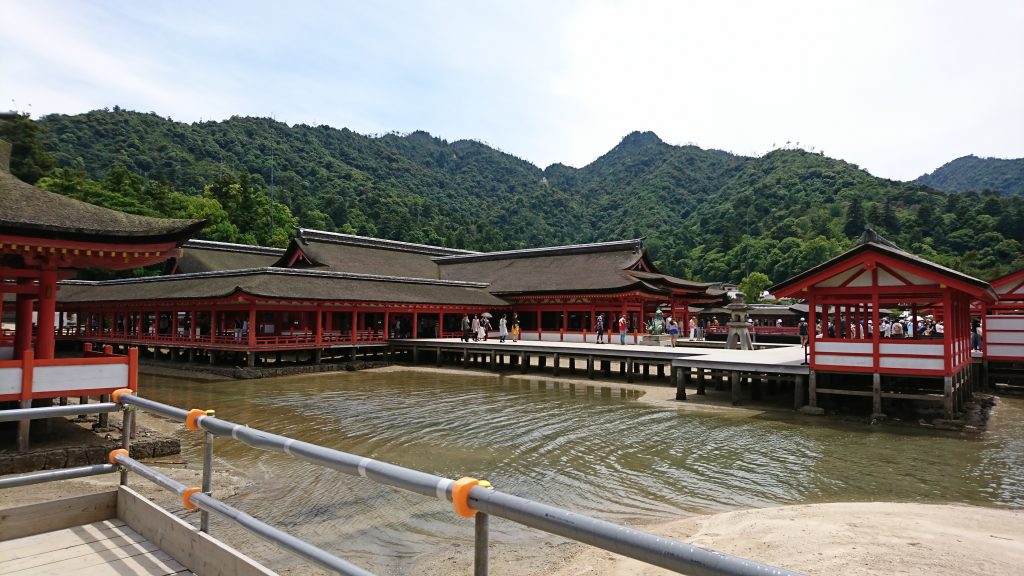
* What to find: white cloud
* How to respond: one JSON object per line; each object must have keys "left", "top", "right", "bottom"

{"left": 1, "top": 0, "right": 1021, "bottom": 180}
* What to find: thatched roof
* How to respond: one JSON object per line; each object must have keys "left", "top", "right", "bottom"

{"left": 277, "top": 229, "right": 476, "bottom": 278}
{"left": 168, "top": 240, "right": 285, "bottom": 274}
{"left": 770, "top": 228, "right": 997, "bottom": 303}
{"left": 435, "top": 239, "right": 711, "bottom": 295}
{"left": 0, "top": 168, "right": 204, "bottom": 242}
{"left": 57, "top": 268, "right": 506, "bottom": 307}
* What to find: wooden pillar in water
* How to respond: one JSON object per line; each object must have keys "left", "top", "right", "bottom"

{"left": 626, "top": 358, "right": 634, "bottom": 383}
{"left": 944, "top": 375, "right": 953, "bottom": 418}
{"left": 462, "top": 348, "right": 469, "bottom": 368}
{"left": 569, "top": 357, "right": 576, "bottom": 374}
{"left": 793, "top": 375, "right": 805, "bottom": 410}
{"left": 872, "top": 373, "right": 882, "bottom": 416}
{"left": 520, "top": 352, "right": 528, "bottom": 373}
{"left": 697, "top": 367, "right": 706, "bottom": 395}
{"left": 809, "top": 370, "right": 818, "bottom": 407}
{"left": 642, "top": 363, "right": 649, "bottom": 380}
{"left": 490, "top": 349, "right": 497, "bottom": 371}
{"left": 675, "top": 367, "right": 688, "bottom": 400}
{"left": 657, "top": 363, "right": 664, "bottom": 379}
{"left": 552, "top": 353, "right": 560, "bottom": 377}
{"left": 587, "top": 355, "right": 595, "bottom": 379}
{"left": 731, "top": 371, "right": 742, "bottom": 405}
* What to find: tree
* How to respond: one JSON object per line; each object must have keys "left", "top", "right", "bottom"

{"left": 843, "top": 196, "right": 866, "bottom": 238}
{"left": 738, "top": 272, "right": 773, "bottom": 303}
{"left": 0, "top": 113, "right": 56, "bottom": 183}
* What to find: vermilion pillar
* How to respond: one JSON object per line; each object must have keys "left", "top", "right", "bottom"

{"left": 35, "top": 268, "right": 57, "bottom": 359}
{"left": 14, "top": 277, "right": 34, "bottom": 359}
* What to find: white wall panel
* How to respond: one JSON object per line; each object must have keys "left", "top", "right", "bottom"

{"left": 32, "top": 364, "right": 128, "bottom": 393}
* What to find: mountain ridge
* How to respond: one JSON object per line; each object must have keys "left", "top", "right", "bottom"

{"left": 3, "top": 109, "right": 1020, "bottom": 282}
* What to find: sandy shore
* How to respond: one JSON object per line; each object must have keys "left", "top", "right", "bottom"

{"left": 549, "top": 502, "right": 1024, "bottom": 576}
{"left": 4, "top": 365, "right": 1021, "bottom": 575}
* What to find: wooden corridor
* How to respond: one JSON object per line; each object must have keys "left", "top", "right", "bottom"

{"left": 0, "top": 518, "right": 194, "bottom": 576}
{"left": 0, "top": 488, "right": 273, "bottom": 576}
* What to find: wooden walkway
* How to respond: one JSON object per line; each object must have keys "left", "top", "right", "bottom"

{"left": 390, "top": 338, "right": 811, "bottom": 407}
{"left": 0, "top": 518, "right": 193, "bottom": 576}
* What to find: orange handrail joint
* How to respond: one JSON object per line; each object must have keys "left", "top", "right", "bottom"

{"left": 111, "top": 388, "right": 134, "bottom": 403}
{"left": 452, "top": 477, "right": 479, "bottom": 518}
{"left": 182, "top": 486, "right": 202, "bottom": 510}
{"left": 185, "top": 408, "right": 208, "bottom": 430}
{"left": 108, "top": 448, "right": 128, "bottom": 464}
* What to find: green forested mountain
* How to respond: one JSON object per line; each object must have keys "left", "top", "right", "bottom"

{"left": 4, "top": 109, "right": 1023, "bottom": 284}
{"left": 915, "top": 155, "right": 1024, "bottom": 196}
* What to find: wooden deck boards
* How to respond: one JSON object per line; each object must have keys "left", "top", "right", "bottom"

{"left": 0, "top": 519, "right": 194, "bottom": 576}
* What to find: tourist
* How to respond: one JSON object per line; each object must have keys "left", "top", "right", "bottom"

{"left": 971, "top": 318, "right": 982, "bottom": 350}
{"left": 668, "top": 319, "right": 679, "bottom": 347}
{"left": 776, "top": 318, "right": 783, "bottom": 329}
{"left": 891, "top": 318, "right": 903, "bottom": 338}
{"left": 511, "top": 318, "right": 520, "bottom": 342}
{"left": 498, "top": 314, "right": 508, "bottom": 343}
{"left": 798, "top": 317, "right": 808, "bottom": 347}
{"left": 688, "top": 317, "right": 697, "bottom": 341}
{"left": 471, "top": 314, "right": 480, "bottom": 342}
{"left": 480, "top": 315, "right": 490, "bottom": 341}
{"left": 461, "top": 314, "right": 471, "bottom": 341}
{"left": 595, "top": 313, "right": 605, "bottom": 343}
{"left": 618, "top": 313, "right": 628, "bottom": 345}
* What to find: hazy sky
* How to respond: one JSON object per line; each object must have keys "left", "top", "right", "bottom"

{"left": 3, "top": 0, "right": 1022, "bottom": 180}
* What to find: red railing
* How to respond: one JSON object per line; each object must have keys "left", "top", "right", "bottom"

{"left": 58, "top": 327, "right": 389, "bottom": 349}
{"left": 704, "top": 326, "right": 801, "bottom": 336}
{"left": 0, "top": 346, "right": 138, "bottom": 402}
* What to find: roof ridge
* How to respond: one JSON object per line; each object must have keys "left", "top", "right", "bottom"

{"left": 182, "top": 239, "right": 286, "bottom": 256}
{"left": 296, "top": 228, "right": 479, "bottom": 256}
{"left": 60, "top": 267, "right": 491, "bottom": 288}
{"left": 434, "top": 239, "right": 645, "bottom": 263}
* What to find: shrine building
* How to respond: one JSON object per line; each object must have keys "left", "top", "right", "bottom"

{"left": 0, "top": 141, "right": 201, "bottom": 449}
{"left": 771, "top": 230, "right": 997, "bottom": 418}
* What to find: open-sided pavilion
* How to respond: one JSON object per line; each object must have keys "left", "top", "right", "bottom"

{"left": 0, "top": 142, "right": 201, "bottom": 449}
{"left": 771, "top": 230, "right": 997, "bottom": 418}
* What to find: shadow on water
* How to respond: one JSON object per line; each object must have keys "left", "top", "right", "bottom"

{"left": 137, "top": 368, "right": 1024, "bottom": 573}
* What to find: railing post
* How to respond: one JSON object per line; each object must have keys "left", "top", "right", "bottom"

{"left": 120, "top": 406, "right": 134, "bottom": 485}
{"left": 201, "top": 409, "right": 215, "bottom": 533}
{"left": 474, "top": 511, "right": 489, "bottom": 576}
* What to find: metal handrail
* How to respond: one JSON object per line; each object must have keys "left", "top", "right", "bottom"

{"left": 0, "top": 403, "right": 119, "bottom": 422}
{"left": 109, "top": 451, "right": 373, "bottom": 576}
{"left": 0, "top": 463, "right": 116, "bottom": 489}
{"left": 0, "top": 396, "right": 799, "bottom": 575}
{"left": 117, "top": 393, "right": 799, "bottom": 576}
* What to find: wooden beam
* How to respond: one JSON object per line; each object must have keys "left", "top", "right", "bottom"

{"left": 0, "top": 490, "right": 117, "bottom": 540}
{"left": 117, "top": 486, "right": 274, "bottom": 576}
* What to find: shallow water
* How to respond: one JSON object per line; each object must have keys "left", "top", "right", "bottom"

{"left": 138, "top": 369, "right": 1024, "bottom": 573}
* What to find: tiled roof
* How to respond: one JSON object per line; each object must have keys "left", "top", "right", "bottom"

{"left": 58, "top": 268, "right": 506, "bottom": 307}
{"left": 170, "top": 240, "right": 285, "bottom": 274}
{"left": 0, "top": 168, "right": 204, "bottom": 241}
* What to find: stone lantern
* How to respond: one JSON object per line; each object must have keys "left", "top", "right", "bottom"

{"left": 725, "top": 292, "right": 754, "bottom": 350}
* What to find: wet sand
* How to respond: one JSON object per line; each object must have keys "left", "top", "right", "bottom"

{"left": 549, "top": 502, "right": 1024, "bottom": 576}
